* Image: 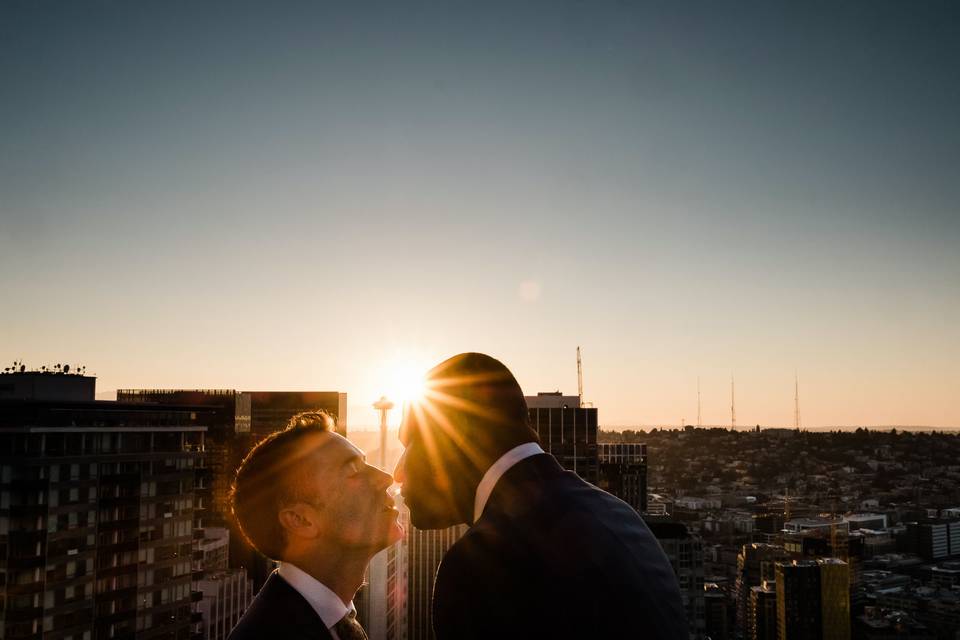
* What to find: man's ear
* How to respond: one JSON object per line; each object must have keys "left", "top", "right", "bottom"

{"left": 278, "top": 503, "right": 320, "bottom": 541}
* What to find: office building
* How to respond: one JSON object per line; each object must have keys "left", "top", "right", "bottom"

{"left": 819, "top": 558, "right": 850, "bottom": 640}
{"left": 906, "top": 519, "right": 960, "bottom": 561}
{"left": 116, "top": 390, "right": 252, "bottom": 530}
{"left": 397, "top": 501, "right": 467, "bottom": 640}
{"left": 748, "top": 582, "right": 777, "bottom": 640}
{"left": 597, "top": 442, "right": 647, "bottom": 513}
{"left": 193, "top": 570, "right": 251, "bottom": 640}
{"left": 735, "top": 543, "right": 788, "bottom": 633}
{"left": 776, "top": 560, "right": 822, "bottom": 640}
{"left": 246, "top": 391, "right": 347, "bottom": 438}
{"left": 645, "top": 520, "right": 705, "bottom": 639}
{"left": 525, "top": 392, "right": 598, "bottom": 484}
{"left": 704, "top": 583, "right": 732, "bottom": 640}
{"left": 191, "top": 528, "right": 252, "bottom": 640}
{"left": 0, "top": 370, "right": 210, "bottom": 640}
{"left": 775, "top": 558, "right": 851, "bottom": 640}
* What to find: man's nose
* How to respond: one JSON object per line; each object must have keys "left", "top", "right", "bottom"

{"left": 393, "top": 449, "right": 407, "bottom": 484}
{"left": 371, "top": 465, "right": 393, "bottom": 490}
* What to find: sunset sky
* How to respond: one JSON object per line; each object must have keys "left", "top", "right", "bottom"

{"left": 2, "top": 1, "right": 958, "bottom": 428}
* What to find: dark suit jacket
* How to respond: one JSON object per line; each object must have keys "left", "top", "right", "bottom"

{"left": 228, "top": 572, "right": 333, "bottom": 640}
{"left": 432, "top": 454, "right": 688, "bottom": 639}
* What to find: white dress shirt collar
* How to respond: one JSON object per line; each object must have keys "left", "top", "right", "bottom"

{"left": 277, "top": 562, "right": 353, "bottom": 632}
{"left": 473, "top": 442, "right": 545, "bottom": 522}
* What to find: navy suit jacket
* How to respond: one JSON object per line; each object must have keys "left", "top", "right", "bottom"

{"left": 228, "top": 572, "right": 333, "bottom": 640}
{"left": 432, "top": 454, "right": 688, "bottom": 639}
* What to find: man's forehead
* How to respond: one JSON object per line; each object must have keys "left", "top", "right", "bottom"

{"left": 306, "top": 431, "right": 363, "bottom": 463}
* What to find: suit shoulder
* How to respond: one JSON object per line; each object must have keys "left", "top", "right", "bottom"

{"left": 228, "top": 575, "right": 330, "bottom": 640}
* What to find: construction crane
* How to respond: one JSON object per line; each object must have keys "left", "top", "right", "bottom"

{"left": 577, "top": 346, "right": 584, "bottom": 408}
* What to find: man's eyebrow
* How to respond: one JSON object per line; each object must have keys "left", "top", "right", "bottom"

{"left": 341, "top": 453, "right": 365, "bottom": 467}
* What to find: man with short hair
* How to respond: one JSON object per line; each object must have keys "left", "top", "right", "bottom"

{"left": 394, "top": 353, "right": 688, "bottom": 639}
{"left": 228, "top": 411, "right": 401, "bottom": 640}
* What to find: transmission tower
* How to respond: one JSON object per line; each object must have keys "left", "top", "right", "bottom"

{"left": 697, "top": 376, "right": 702, "bottom": 429}
{"left": 730, "top": 375, "right": 737, "bottom": 431}
{"left": 794, "top": 372, "right": 801, "bottom": 429}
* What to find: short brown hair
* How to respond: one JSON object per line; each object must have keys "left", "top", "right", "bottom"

{"left": 230, "top": 411, "right": 334, "bottom": 560}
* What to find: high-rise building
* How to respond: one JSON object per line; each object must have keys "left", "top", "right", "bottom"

{"left": 735, "top": 543, "right": 789, "bottom": 633}
{"left": 397, "top": 501, "right": 466, "bottom": 640}
{"left": 704, "top": 583, "right": 732, "bottom": 640}
{"left": 246, "top": 391, "right": 347, "bottom": 438}
{"left": 525, "top": 392, "right": 598, "bottom": 484}
{"left": 597, "top": 442, "right": 647, "bottom": 513}
{"left": 819, "top": 558, "right": 850, "bottom": 640}
{"left": 0, "top": 371, "right": 210, "bottom": 640}
{"left": 191, "top": 528, "right": 252, "bottom": 640}
{"left": 906, "top": 519, "right": 960, "bottom": 561}
{"left": 775, "top": 558, "right": 850, "bottom": 640}
{"left": 116, "top": 389, "right": 252, "bottom": 531}
{"left": 383, "top": 528, "right": 406, "bottom": 640}
{"left": 748, "top": 581, "right": 777, "bottom": 640}
{"left": 776, "top": 560, "right": 822, "bottom": 640}
{"left": 194, "top": 570, "right": 252, "bottom": 640}
{"left": 645, "top": 520, "right": 705, "bottom": 639}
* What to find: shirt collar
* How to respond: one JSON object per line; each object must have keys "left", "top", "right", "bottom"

{"left": 473, "top": 442, "right": 545, "bottom": 522}
{"left": 277, "top": 562, "right": 353, "bottom": 630}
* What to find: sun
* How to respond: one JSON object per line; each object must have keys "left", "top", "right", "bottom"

{"left": 379, "top": 356, "right": 429, "bottom": 410}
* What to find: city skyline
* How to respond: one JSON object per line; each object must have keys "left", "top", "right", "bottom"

{"left": 2, "top": 1, "right": 959, "bottom": 428}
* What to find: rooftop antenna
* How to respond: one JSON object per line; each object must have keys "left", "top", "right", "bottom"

{"left": 794, "top": 372, "right": 801, "bottom": 430}
{"left": 697, "top": 376, "right": 702, "bottom": 428}
{"left": 577, "top": 346, "right": 584, "bottom": 409}
{"left": 730, "top": 375, "right": 737, "bottom": 431}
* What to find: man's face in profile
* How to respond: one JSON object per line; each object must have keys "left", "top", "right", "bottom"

{"left": 394, "top": 407, "right": 462, "bottom": 529}
{"left": 304, "top": 432, "right": 404, "bottom": 550}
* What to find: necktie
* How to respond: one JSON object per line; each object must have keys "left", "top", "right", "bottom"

{"left": 333, "top": 610, "right": 368, "bottom": 640}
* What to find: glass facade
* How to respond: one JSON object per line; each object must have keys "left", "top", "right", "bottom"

{"left": 0, "top": 400, "right": 210, "bottom": 640}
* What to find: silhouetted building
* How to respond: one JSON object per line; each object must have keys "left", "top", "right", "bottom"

{"left": 776, "top": 560, "right": 822, "bottom": 640}
{"left": 0, "top": 392, "right": 210, "bottom": 640}
{"left": 401, "top": 501, "right": 466, "bottom": 640}
{"left": 735, "top": 543, "right": 788, "bottom": 633}
{"left": 820, "top": 558, "right": 851, "bottom": 640}
{"left": 646, "top": 520, "right": 705, "bottom": 639}
{"left": 246, "top": 391, "right": 347, "bottom": 438}
{"left": 192, "top": 528, "right": 252, "bottom": 640}
{"left": 525, "top": 392, "right": 598, "bottom": 484}
{"left": 748, "top": 582, "right": 777, "bottom": 640}
{"left": 906, "top": 519, "right": 960, "bottom": 561}
{"left": 598, "top": 442, "right": 647, "bottom": 513}
{"left": 116, "top": 389, "right": 252, "bottom": 530}
{"left": 775, "top": 558, "right": 851, "bottom": 640}
{"left": 704, "top": 583, "right": 733, "bottom": 640}
{"left": 855, "top": 608, "right": 935, "bottom": 640}
{"left": 0, "top": 371, "right": 96, "bottom": 402}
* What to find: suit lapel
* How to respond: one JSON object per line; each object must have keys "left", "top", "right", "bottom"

{"left": 261, "top": 572, "right": 335, "bottom": 640}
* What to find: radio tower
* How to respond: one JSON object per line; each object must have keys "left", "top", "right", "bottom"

{"left": 730, "top": 375, "right": 737, "bottom": 431}
{"left": 697, "top": 377, "right": 702, "bottom": 428}
{"left": 794, "top": 372, "right": 801, "bottom": 430}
